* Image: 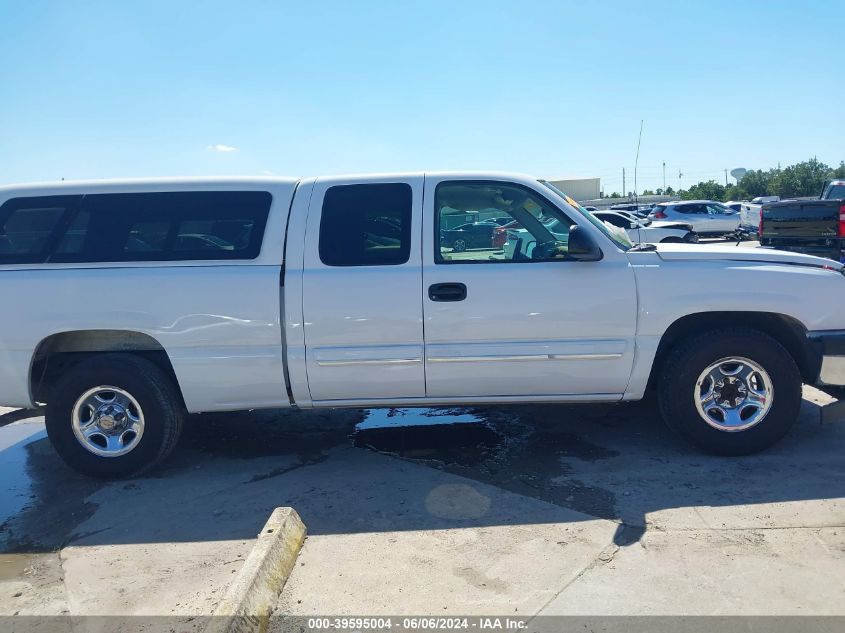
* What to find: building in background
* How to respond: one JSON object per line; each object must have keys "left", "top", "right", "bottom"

{"left": 546, "top": 177, "right": 601, "bottom": 202}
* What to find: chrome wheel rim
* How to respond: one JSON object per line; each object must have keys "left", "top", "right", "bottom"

{"left": 72, "top": 386, "right": 145, "bottom": 457}
{"left": 453, "top": 239, "right": 466, "bottom": 252}
{"left": 694, "top": 357, "right": 773, "bottom": 432}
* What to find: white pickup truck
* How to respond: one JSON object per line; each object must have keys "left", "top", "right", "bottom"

{"left": 2, "top": 173, "right": 845, "bottom": 477}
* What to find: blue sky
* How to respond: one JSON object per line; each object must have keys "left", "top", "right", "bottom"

{"left": 1, "top": 0, "right": 843, "bottom": 193}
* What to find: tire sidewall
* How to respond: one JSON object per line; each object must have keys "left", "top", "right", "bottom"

{"left": 660, "top": 331, "right": 801, "bottom": 455}
{"left": 46, "top": 358, "right": 177, "bottom": 478}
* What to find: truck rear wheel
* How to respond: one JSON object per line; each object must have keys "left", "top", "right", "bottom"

{"left": 45, "top": 354, "right": 184, "bottom": 478}
{"left": 657, "top": 328, "right": 801, "bottom": 455}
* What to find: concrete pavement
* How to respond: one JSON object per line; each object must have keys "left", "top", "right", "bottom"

{"left": 272, "top": 388, "right": 845, "bottom": 620}
{"left": 1, "top": 388, "right": 844, "bottom": 622}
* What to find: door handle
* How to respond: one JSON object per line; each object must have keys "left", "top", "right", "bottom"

{"left": 428, "top": 282, "right": 467, "bottom": 302}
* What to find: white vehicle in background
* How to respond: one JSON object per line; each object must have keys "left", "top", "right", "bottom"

{"left": 648, "top": 200, "right": 741, "bottom": 236}
{"left": 740, "top": 197, "right": 781, "bottom": 229}
{"left": 740, "top": 202, "right": 762, "bottom": 229}
{"left": 592, "top": 210, "right": 699, "bottom": 244}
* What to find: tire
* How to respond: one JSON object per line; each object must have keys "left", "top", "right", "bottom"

{"left": 452, "top": 238, "right": 467, "bottom": 253}
{"left": 46, "top": 354, "right": 185, "bottom": 478}
{"left": 660, "top": 237, "right": 683, "bottom": 243}
{"left": 657, "top": 327, "right": 801, "bottom": 455}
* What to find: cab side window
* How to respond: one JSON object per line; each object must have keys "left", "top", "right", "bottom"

{"left": 319, "top": 183, "right": 412, "bottom": 267}
{"left": 435, "top": 181, "right": 575, "bottom": 263}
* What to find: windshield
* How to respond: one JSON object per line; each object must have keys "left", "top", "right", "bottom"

{"left": 825, "top": 184, "right": 845, "bottom": 200}
{"left": 539, "top": 181, "right": 633, "bottom": 249}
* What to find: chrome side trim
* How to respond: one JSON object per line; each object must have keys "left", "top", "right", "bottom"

{"left": 316, "top": 358, "right": 422, "bottom": 367}
{"left": 549, "top": 353, "right": 624, "bottom": 360}
{"left": 427, "top": 353, "right": 623, "bottom": 363}
{"left": 311, "top": 392, "right": 624, "bottom": 407}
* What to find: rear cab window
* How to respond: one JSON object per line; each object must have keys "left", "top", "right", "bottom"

{"left": 824, "top": 183, "right": 845, "bottom": 200}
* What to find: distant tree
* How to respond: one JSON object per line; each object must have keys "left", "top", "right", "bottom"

{"left": 832, "top": 161, "right": 845, "bottom": 179}
{"left": 681, "top": 180, "right": 726, "bottom": 201}
{"left": 641, "top": 189, "right": 655, "bottom": 196}
{"left": 737, "top": 169, "right": 773, "bottom": 198}
{"left": 608, "top": 191, "right": 621, "bottom": 198}
{"left": 655, "top": 188, "right": 664, "bottom": 196}
{"left": 724, "top": 185, "right": 751, "bottom": 201}
{"left": 664, "top": 186, "right": 675, "bottom": 196}
{"left": 769, "top": 158, "right": 832, "bottom": 198}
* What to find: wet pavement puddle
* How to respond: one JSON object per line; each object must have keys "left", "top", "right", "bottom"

{"left": 353, "top": 408, "right": 502, "bottom": 466}
{"left": 0, "top": 420, "right": 45, "bottom": 529}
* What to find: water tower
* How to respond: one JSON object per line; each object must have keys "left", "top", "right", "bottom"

{"left": 730, "top": 168, "right": 747, "bottom": 182}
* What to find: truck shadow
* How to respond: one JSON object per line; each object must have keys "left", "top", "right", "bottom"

{"left": 2, "top": 395, "right": 843, "bottom": 554}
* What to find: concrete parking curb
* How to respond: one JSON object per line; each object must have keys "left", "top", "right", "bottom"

{"left": 204, "top": 507, "right": 306, "bottom": 633}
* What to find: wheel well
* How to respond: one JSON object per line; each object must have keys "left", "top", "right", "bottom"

{"left": 30, "top": 330, "right": 184, "bottom": 406}
{"left": 647, "top": 312, "right": 819, "bottom": 391}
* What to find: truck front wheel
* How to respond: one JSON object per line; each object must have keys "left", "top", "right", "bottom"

{"left": 45, "top": 354, "right": 185, "bottom": 478}
{"left": 657, "top": 328, "right": 802, "bottom": 455}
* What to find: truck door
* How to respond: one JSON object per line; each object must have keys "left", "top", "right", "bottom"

{"left": 301, "top": 176, "right": 424, "bottom": 402}
{"left": 422, "top": 177, "right": 637, "bottom": 398}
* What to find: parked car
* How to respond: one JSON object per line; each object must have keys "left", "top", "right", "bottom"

{"left": 752, "top": 196, "right": 780, "bottom": 204}
{"left": 609, "top": 203, "right": 653, "bottom": 218}
{"left": 583, "top": 206, "right": 598, "bottom": 212}
{"left": 2, "top": 173, "right": 845, "bottom": 477}
{"left": 758, "top": 180, "right": 845, "bottom": 261}
{"left": 610, "top": 209, "right": 693, "bottom": 232}
{"left": 723, "top": 201, "right": 744, "bottom": 213}
{"left": 648, "top": 200, "right": 741, "bottom": 236}
{"left": 592, "top": 210, "right": 698, "bottom": 244}
{"left": 440, "top": 222, "right": 496, "bottom": 252}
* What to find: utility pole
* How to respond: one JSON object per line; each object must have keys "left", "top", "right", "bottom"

{"left": 634, "top": 119, "right": 643, "bottom": 203}
{"left": 622, "top": 168, "right": 626, "bottom": 198}
{"left": 662, "top": 161, "right": 666, "bottom": 192}
{"left": 678, "top": 169, "right": 683, "bottom": 192}
{"left": 724, "top": 169, "right": 728, "bottom": 186}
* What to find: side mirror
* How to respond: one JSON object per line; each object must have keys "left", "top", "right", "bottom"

{"left": 567, "top": 225, "right": 603, "bottom": 261}
{"left": 629, "top": 222, "right": 638, "bottom": 229}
